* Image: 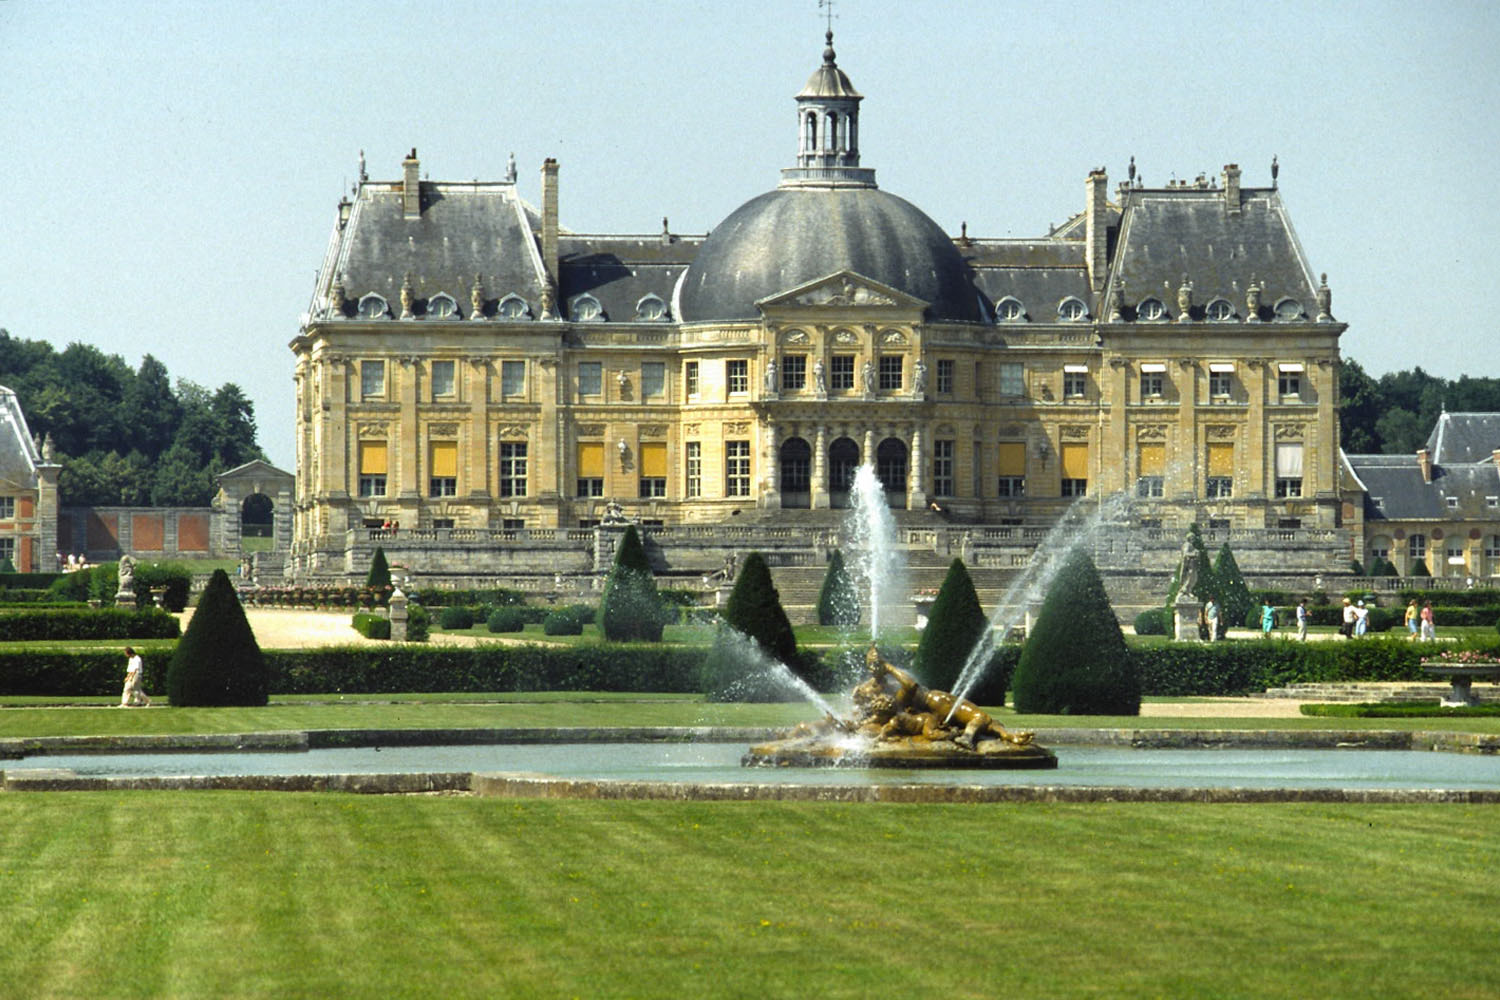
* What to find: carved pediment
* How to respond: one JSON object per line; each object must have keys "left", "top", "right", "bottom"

{"left": 756, "top": 270, "right": 928, "bottom": 313}
{"left": 357, "top": 423, "right": 390, "bottom": 439}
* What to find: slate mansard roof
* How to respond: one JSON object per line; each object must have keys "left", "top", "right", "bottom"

{"left": 1346, "top": 413, "right": 1500, "bottom": 523}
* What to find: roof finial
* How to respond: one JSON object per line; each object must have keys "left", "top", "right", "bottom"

{"left": 819, "top": 0, "right": 837, "bottom": 60}
{"left": 1271, "top": 154, "right": 1279, "bottom": 187}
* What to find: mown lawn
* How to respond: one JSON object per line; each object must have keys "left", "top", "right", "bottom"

{"left": 4, "top": 697, "right": 1500, "bottom": 739}
{"left": 0, "top": 794, "right": 1495, "bottom": 999}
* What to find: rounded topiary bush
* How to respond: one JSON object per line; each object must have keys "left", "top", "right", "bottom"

{"left": 1133, "top": 608, "right": 1167, "bottom": 635}
{"left": 913, "top": 558, "right": 988, "bottom": 692}
{"left": 1012, "top": 546, "right": 1138, "bottom": 715}
{"left": 439, "top": 606, "right": 475, "bottom": 630}
{"left": 486, "top": 608, "right": 525, "bottom": 633}
{"left": 543, "top": 610, "right": 584, "bottom": 636}
{"left": 166, "top": 569, "right": 267, "bottom": 706}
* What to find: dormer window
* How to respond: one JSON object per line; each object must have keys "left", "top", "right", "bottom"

{"left": 635, "top": 294, "right": 668, "bottom": 321}
{"left": 1273, "top": 297, "right": 1305, "bottom": 321}
{"left": 497, "top": 294, "right": 530, "bottom": 320}
{"left": 996, "top": 297, "right": 1026, "bottom": 322}
{"left": 1057, "top": 297, "right": 1088, "bottom": 321}
{"left": 572, "top": 294, "right": 604, "bottom": 322}
{"left": 1446, "top": 496, "right": 1459, "bottom": 510}
{"left": 1136, "top": 298, "right": 1167, "bottom": 322}
{"left": 1205, "top": 298, "right": 1235, "bottom": 321}
{"left": 357, "top": 293, "right": 389, "bottom": 319}
{"left": 427, "top": 293, "right": 458, "bottom": 319}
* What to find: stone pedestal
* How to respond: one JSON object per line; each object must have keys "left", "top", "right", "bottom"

{"left": 388, "top": 587, "right": 408, "bottom": 641}
{"left": 1173, "top": 598, "right": 1203, "bottom": 642}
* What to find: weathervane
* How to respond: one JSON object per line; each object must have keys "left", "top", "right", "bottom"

{"left": 818, "top": 0, "right": 837, "bottom": 34}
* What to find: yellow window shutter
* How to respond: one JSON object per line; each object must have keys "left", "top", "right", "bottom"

{"left": 577, "top": 442, "right": 605, "bottom": 478}
{"left": 359, "top": 442, "right": 387, "bottom": 475}
{"left": 640, "top": 442, "right": 667, "bottom": 478}
{"left": 1061, "top": 443, "right": 1089, "bottom": 480}
{"left": 430, "top": 442, "right": 458, "bottom": 478}
{"left": 1138, "top": 443, "right": 1165, "bottom": 477}
{"left": 1207, "top": 443, "right": 1234, "bottom": 477}
{"left": 997, "top": 442, "right": 1027, "bottom": 476}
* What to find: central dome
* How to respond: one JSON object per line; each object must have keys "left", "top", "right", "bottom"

{"left": 678, "top": 186, "right": 981, "bottom": 323}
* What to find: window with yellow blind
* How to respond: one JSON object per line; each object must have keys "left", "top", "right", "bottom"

{"left": 358, "top": 442, "right": 387, "bottom": 497}
{"left": 997, "top": 441, "right": 1026, "bottom": 497}
{"left": 576, "top": 442, "right": 604, "bottom": 497}
{"left": 1136, "top": 442, "right": 1164, "bottom": 498}
{"left": 1060, "top": 442, "right": 1088, "bottom": 497}
{"left": 1206, "top": 442, "right": 1234, "bottom": 498}
{"left": 429, "top": 441, "right": 457, "bottom": 497}
{"left": 639, "top": 442, "right": 667, "bottom": 498}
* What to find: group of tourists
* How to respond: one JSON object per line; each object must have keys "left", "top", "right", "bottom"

{"left": 1198, "top": 595, "right": 1439, "bottom": 642}
{"left": 1404, "top": 599, "right": 1437, "bottom": 641}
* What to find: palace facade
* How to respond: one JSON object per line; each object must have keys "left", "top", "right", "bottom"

{"left": 288, "top": 33, "right": 1349, "bottom": 584}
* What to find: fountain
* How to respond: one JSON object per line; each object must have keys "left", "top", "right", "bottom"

{"left": 744, "top": 642, "right": 1056, "bottom": 768}
{"left": 843, "top": 464, "right": 908, "bottom": 638}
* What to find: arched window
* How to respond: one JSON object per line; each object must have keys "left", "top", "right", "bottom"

{"left": 635, "top": 294, "right": 668, "bottom": 321}
{"left": 876, "top": 438, "right": 908, "bottom": 505}
{"left": 356, "top": 293, "right": 389, "bottom": 319}
{"left": 427, "top": 293, "right": 458, "bottom": 319}
{"left": 571, "top": 294, "right": 604, "bottom": 322}
{"left": 804, "top": 112, "right": 818, "bottom": 153}
{"left": 996, "top": 296, "right": 1026, "bottom": 322}
{"left": 779, "top": 438, "right": 812, "bottom": 508}
{"left": 497, "top": 294, "right": 531, "bottom": 320}
{"left": 825, "top": 112, "right": 838, "bottom": 151}
{"left": 241, "top": 494, "right": 273, "bottom": 547}
{"left": 1136, "top": 297, "right": 1168, "bottom": 322}
{"left": 828, "top": 437, "right": 860, "bottom": 503}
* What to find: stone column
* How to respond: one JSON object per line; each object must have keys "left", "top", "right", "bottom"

{"left": 908, "top": 425, "right": 926, "bottom": 510}
{"left": 388, "top": 587, "right": 408, "bottom": 641}
{"left": 761, "top": 420, "right": 780, "bottom": 509}
{"left": 811, "top": 424, "right": 829, "bottom": 509}
{"left": 1176, "top": 359, "right": 1198, "bottom": 501}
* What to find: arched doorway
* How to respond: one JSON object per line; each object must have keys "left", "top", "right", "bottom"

{"left": 876, "top": 438, "right": 908, "bottom": 507}
{"left": 779, "top": 438, "right": 811, "bottom": 508}
{"left": 240, "top": 493, "right": 274, "bottom": 552}
{"left": 828, "top": 437, "right": 860, "bottom": 508}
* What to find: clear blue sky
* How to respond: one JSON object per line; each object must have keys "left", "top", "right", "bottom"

{"left": 3, "top": 0, "right": 1498, "bottom": 469}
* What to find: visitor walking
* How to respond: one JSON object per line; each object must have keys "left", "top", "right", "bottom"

{"left": 1296, "top": 598, "right": 1309, "bottom": 641}
{"left": 1340, "top": 597, "right": 1356, "bottom": 639}
{"left": 119, "top": 647, "right": 150, "bottom": 707}
{"left": 1353, "top": 600, "right": 1369, "bottom": 637}
{"left": 1420, "top": 601, "right": 1435, "bottom": 641}
{"left": 1204, "top": 598, "right": 1219, "bottom": 642}
{"left": 1261, "top": 602, "right": 1276, "bottom": 636}
{"left": 1405, "top": 600, "right": 1420, "bottom": 640}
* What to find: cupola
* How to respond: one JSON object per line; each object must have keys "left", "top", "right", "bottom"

{"left": 782, "top": 31, "right": 875, "bottom": 188}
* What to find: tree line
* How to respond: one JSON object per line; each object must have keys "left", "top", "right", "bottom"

{"left": 1339, "top": 359, "right": 1500, "bottom": 454}
{"left": 0, "top": 329, "right": 263, "bottom": 507}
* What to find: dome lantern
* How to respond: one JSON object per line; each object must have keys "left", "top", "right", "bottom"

{"left": 783, "top": 30, "right": 875, "bottom": 189}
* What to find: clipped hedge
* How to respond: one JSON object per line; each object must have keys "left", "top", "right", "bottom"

{"left": 0, "top": 649, "right": 172, "bottom": 697}
{"left": 0, "top": 607, "right": 180, "bottom": 642}
{"left": 439, "top": 606, "right": 476, "bottom": 630}
{"left": 351, "top": 612, "right": 391, "bottom": 640}
{"left": 1133, "top": 608, "right": 1168, "bottom": 636}
{"left": 486, "top": 608, "right": 525, "bottom": 633}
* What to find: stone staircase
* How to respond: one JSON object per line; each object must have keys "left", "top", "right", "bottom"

{"left": 1258, "top": 682, "right": 1500, "bottom": 704}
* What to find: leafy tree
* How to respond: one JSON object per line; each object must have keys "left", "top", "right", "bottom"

{"left": 597, "top": 525, "right": 666, "bottom": 642}
{"left": 120, "top": 354, "right": 181, "bottom": 459}
{"left": 914, "top": 558, "right": 988, "bottom": 691}
{"left": 366, "top": 547, "right": 392, "bottom": 590}
{"left": 815, "top": 549, "right": 860, "bottom": 626}
{"left": 1212, "top": 544, "right": 1255, "bottom": 633}
{"left": 1337, "top": 357, "right": 1381, "bottom": 453}
{"left": 166, "top": 568, "right": 267, "bottom": 706}
{"left": 1011, "top": 547, "right": 1137, "bottom": 715}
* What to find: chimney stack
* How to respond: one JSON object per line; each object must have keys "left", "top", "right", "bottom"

{"left": 541, "top": 158, "right": 560, "bottom": 288}
{"left": 1417, "top": 447, "right": 1433, "bottom": 484}
{"left": 402, "top": 148, "right": 421, "bottom": 219}
{"left": 1085, "top": 169, "right": 1108, "bottom": 293}
{"left": 1222, "top": 163, "right": 1241, "bottom": 214}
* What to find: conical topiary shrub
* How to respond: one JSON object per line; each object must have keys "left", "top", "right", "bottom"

{"left": 1212, "top": 543, "right": 1255, "bottom": 631}
{"left": 597, "top": 525, "right": 666, "bottom": 642}
{"left": 166, "top": 568, "right": 268, "bottom": 706}
{"left": 816, "top": 549, "right": 861, "bottom": 627}
{"left": 914, "top": 558, "right": 988, "bottom": 692}
{"left": 1011, "top": 546, "right": 1138, "bottom": 715}
{"left": 366, "top": 546, "right": 391, "bottom": 590}
{"left": 701, "top": 552, "right": 803, "bottom": 700}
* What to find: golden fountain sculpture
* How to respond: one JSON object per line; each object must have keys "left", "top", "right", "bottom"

{"left": 743, "top": 644, "right": 1057, "bottom": 769}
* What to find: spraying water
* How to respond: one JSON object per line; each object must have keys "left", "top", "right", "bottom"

{"left": 946, "top": 492, "right": 1134, "bottom": 713}
{"left": 710, "top": 626, "right": 840, "bottom": 717}
{"left": 844, "top": 464, "right": 908, "bottom": 639}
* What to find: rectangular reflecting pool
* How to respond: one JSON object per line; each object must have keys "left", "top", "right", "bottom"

{"left": 7, "top": 743, "right": 1500, "bottom": 791}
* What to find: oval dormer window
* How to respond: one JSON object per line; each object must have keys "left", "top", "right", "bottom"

{"left": 996, "top": 296, "right": 1026, "bottom": 322}
{"left": 357, "top": 293, "right": 389, "bottom": 319}
{"left": 427, "top": 293, "right": 458, "bottom": 319}
{"left": 1136, "top": 297, "right": 1167, "bottom": 321}
{"left": 636, "top": 294, "right": 668, "bottom": 321}
{"left": 1057, "top": 297, "right": 1087, "bottom": 321}
{"left": 1205, "top": 298, "right": 1234, "bottom": 321}
{"left": 572, "top": 294, "right": 604, "bottom": 322}
{"left": 497, "top": 294, "right": 530, "bottom": 320}
{"left": 1273, "top": 297, "right": 1304, "bottom": 321}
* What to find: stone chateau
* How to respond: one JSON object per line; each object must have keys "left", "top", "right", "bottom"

{"left": 285, "top": 31, "right": 1354, "bottom": 605}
